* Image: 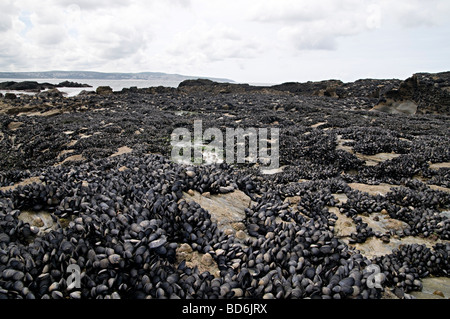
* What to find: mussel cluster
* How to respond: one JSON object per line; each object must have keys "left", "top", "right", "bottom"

{"left": 0, "top": 153, "right": 384, "bottom": 299}
{"left": 373, "top": 243, "right": 449, "bottom": 295}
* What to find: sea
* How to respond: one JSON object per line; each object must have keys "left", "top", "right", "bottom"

{"left": 0, "top": 78, "right": 275, "bottom": 97}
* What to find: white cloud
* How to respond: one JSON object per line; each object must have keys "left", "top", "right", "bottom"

{"left": 0, "top": 0, "right": 21, "bottom": 32}
{"left": 56, "top": 0, "right": 135, "bottom": 11}
{"left": 0, "top": 0, "right": 449, "bottom": 82}
{"left": 249, "top": 0, "right": 380, "bottom": 51}
{"left": 381, "top": 0, "right": 450, "bottom": 28}
{"left": 366, "top": 4, "right": 382, "bottom": 29}
{"left": 249, "top": 0, "right": 333, "bottom": 23}
{"left": 167, "top": 23, "right": 261, "bottom": 63}
{"left": 28, "top": 24, "right": 67, "bottom": 46}
{"left": 248, "top": 0, "right": 450, "bottom": 52}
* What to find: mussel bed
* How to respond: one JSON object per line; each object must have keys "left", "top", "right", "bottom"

{"left": 0, "top": 89, "right": 449, "bottom": 299}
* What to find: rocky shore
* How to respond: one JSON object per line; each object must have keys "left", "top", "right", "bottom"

{"left": 0, "top": 80, "right": 92, "bottom": 93}
{"left": 0, "top": 72, "right": 449, "bottom": 299}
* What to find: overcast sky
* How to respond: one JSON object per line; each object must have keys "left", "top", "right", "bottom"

{"left": 1, "top": 0, "right": 449, "bottom": 83}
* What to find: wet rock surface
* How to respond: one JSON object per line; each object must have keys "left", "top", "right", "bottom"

{"left": 0, "top": 72, "right": 449, "bottom": 299}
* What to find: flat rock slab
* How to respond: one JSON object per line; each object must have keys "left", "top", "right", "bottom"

{"left": 349, "top": 236, "right": 449, "bottom": 260}
{"left": 26, "top": 108, "right": 63, "bottom": 117}
{"left": 336, "top": 135, "right": 402, "bottom": 166}
{"left": 110, "top": 146, "right": 133, "bottom": 157}
{"left": 310, "top": 121, "right": 327, "bottom": 128}
{"left": 57, "top": 149, "right": 75, "bottom": 159}
{"left": 54, "top": 154, "right": 85, "bottom": 166}
{"left": 260, "top": 165, "right": 286, "bottom": 175}
{"left": 183, "top": 189, "right": 251, "bottom": 234}
{"left": 0, "top": 176, "right": 42, "bottom": 192}
{"left": 176, "top": 243, "right": 221, "bottom": 278}
{"left": 411, "top": 277, "right": 450, "bottom": 299}
{"left": 328, "top": 206, "right": 356, "bottom": 238}
{"left": 7, "top": 121, "right": 23, "bottom": 130}
{"left": 348, "top": 182, "right": 399, "bottom": 196}
{"left": 371, "top": 99, "right": 418, "bottom": 115}
{"left": 429, "top": 162, "right": 450, "bottom": 169}
{"left": 356, "top": 152, "right": 402, "bottom": 166}
{"left": 18, "top": 210, "right": 58, "bottom": 236}
{"left": 329, "top": 205, "right": 449, "bottom": 260}
{"left": 332, "top": 193, "right": 348, "bottom": 204}
{"left": 360, "top": 212, "right": 409, "bottom": 234}
{"left": 428, "top": 184, "right": 450, "bottom": 194}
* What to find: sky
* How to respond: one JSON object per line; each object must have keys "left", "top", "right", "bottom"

{"left": 0, "top": 0, "right": 449, "bottom": 84}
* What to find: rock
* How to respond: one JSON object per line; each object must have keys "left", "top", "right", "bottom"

{"left": 360, "top": 212, "right": 409, "bottom": 235}
{"left": 178, "top": 243, "right": 193, "bottom": 254}
{"left": 411, "top": 277, "right": 450, "bottom": 299}
{"left": 77, "top": 90, "right": 96, "bottom": 96}
{"left": 271, "top": 80, "right": 343, "bottom": 96}
{"left": 96, "top": 86, "right": 113, "bottom": 95}
{"left": 348, "top": 183, "right": 398, "bottom": 197}
{"left": 374, "top": 72, "right": 450, "bottom": 114}
{"left": 7, "top": 122, "right": 23, "bottom": 131}
{"left": 284, "top": 196, "right": 301, "bottom": 205}
{"left": 55, "top": 154, "right": 86, "bottom": 166}
{"left": 183, "top": 190, "right": 251, "bottom": 233}
{"left": 0, "top": 80, "right": 75, "bottom": 92}
{"left": 329, "top": 207, "right": 356, "bottom": 238}
{"left": 0, "top": 81, "right": 42, "bottom": 91}
{"left": 201, "top": 192, "right": 211, "bottom": 198}
{"left": 201, "top": 253, "right": 214, "bottom": 266}
{"left": 336, "top": 78, "right": 402, "bottom": 98}
{"left": 56, "top": 81, "right": 91, "bottom": 88}
{"left": 18, "top": 210, "right": 60, "bottom": 236}
{"left": 37, "top": 88, "right": 63, "bottom": 98}
{"left": 371, "top": 99, "right": 418, "bottom": 115}
{"left": 4, "top": 93, "right": 16, "bottom": 100}
{"left": 176, "top": 245, "right": 220, "bottom": 278}
{"left": 110, "top": 146, "right": 133, "bottom": 157}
